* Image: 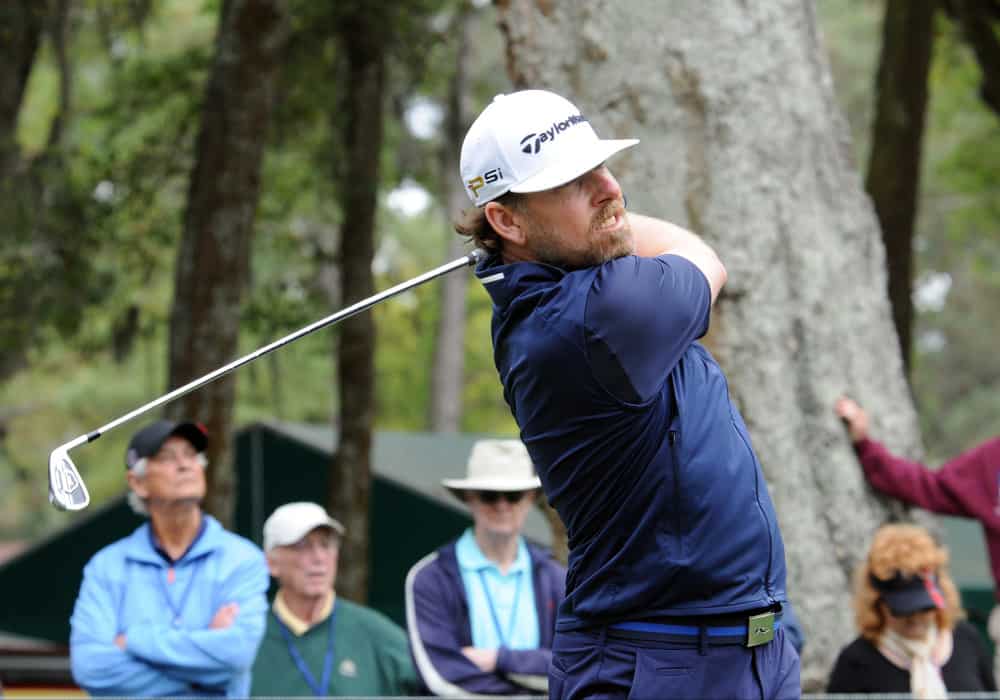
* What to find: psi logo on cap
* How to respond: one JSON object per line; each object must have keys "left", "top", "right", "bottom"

{"left": 467, "top": 168, "right": 503, "bottom": 197}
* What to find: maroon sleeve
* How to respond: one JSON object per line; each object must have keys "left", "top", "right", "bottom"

{"left": 855, "top": 438, "right": 996, "bottom": 520}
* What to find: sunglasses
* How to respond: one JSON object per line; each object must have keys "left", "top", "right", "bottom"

{"left": 476, "top": 490, "right": 529, "bottom": 505}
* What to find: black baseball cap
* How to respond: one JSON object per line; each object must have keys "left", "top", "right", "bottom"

{"left": 870, "top": 571, "right": 946, "bottom": 616}
{"left": 125, "top": 420, "right": 208, "bottom": 470}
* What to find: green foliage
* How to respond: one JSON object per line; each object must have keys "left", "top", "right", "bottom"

{"left": 1, "top": 0, "right": 519, "bottom": 538}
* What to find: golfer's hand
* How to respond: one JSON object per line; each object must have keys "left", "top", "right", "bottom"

{"left": 461, "top": 646, "right": 498, "bottom": 672}
{"left": 835, "top": 396, "right": 869, "bottom": 444}
{"left": 114, "top": 633, "right": 126, "bottom": 650}
{"left": 209, "top": 602, "right": 239, "bottom": 629}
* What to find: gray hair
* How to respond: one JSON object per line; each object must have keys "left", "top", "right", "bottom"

{"left": 127, "top": 453, "right": 209, "bottom": 516}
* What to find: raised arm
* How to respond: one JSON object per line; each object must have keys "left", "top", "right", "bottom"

{"left": 836, "top": 396, "right": 995, "bottom": 519}
{"left": 627, "top": 213, "right": 727, "bottom": 303}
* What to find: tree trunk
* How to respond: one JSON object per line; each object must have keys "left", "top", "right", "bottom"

{"left": 0, "top": 0, "right": 46, "bottom": 174}
{"left": 497, "top": 0, "right": 923, "bottom": 688}
{"left": 327, "top": 10, "right": 386, "bottom": 604}
{"left": 865, "top": 0, "right": 936, "bottom": 378}
{"left": 949, "top": 0, "right": 1000, "bottom": 116}
{"left": 429, "top": 4, "right": 474, "bottom": 433}
{"left": 167, "top": 0, "right": 287, "bottom": 527}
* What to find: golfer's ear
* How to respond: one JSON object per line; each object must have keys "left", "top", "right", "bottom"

{"left": 484, "top": 201, "right": 527, "bottom": 246}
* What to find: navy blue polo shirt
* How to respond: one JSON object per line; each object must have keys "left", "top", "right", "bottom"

{"left": 477, "top": 252, "right": 787, "bottom": 630}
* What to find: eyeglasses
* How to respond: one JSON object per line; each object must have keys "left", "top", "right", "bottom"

{"left": 476, "top": 490, "right": 529, "bottom": 505}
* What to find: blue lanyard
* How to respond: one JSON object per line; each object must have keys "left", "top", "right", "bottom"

{"left": 274, "top": 602, "right": 337, "bottom": 697}
{"left": 155, "top": 558, "right": 202, "bottom": 628}
{"left": 477, "top": 569, "right": 522, "bottom": 647}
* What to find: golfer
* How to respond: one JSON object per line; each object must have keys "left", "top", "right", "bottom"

{"left": 455, "top": 89, "right": 798, "bottom": 699}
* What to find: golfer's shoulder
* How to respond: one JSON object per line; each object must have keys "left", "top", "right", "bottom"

{"left": 583, "top": 255, "right": 703, "bottom": 326}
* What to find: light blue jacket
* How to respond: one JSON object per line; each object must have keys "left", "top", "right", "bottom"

{"left": 70, "top": 514, "right": 268, "bottom": 697}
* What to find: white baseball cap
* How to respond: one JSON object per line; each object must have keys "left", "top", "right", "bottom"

{"left": 263, "top": 501, "right": 345, "bottom": 552}
{"left": 442, "top": 439, "right": 542, "bottom": 496}
{"left": 459, "top": 90, "right": 639, "bottom": 206}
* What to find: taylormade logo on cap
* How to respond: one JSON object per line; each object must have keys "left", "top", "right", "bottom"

{"left": 460, "top": 89, "right": 639, "bottom": 207}
{"left": 519, "top": 113, "right": 588, "bottom": 154}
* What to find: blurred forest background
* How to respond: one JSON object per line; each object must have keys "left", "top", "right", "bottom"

{"left": 1, "top": 0, "right": 997, "bottom": 550}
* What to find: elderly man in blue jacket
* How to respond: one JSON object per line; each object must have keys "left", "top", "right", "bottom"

{"left": 406, "top": 439, "right": 566, "bottom": 696}
{"left": 69, "top": 420, "right": 269, "bottom": 697}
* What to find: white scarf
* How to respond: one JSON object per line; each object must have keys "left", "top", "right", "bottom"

{"left": 876, "top": 623, "right": 953, "bottom": 700}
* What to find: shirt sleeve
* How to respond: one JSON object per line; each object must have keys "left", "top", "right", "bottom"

{"left": 855, "top": 437, "right": 996, "bottom": 518}
{"left": 584, "top": 254, "right": 711, "bottom": 403}
{"left": 125, "top": 547, "right": 269, "bottom": 686}
{"left": 70, "top": 557, "right": 192, "bottom": 697}
{"left": 405, "top": 554, "right": 525, "bottom": 696}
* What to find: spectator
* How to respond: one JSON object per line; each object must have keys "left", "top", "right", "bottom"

{"left": 69, "top": 420, "right": 269, "bottom": 697}
{"left": 251, "top": 502, "right": 418, "bottom": 696}
{"left": 827, "top": 523, "right": 995, "bottom": 695}
{"left": 405, "top": 439, "right": 565, "bottom": 696}
{"left": 836, "top": 395, "right": 1000, "bottom": 679}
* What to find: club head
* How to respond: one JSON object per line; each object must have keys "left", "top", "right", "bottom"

{"left": 49, "top": 446, "right": 90, "bottom": 511}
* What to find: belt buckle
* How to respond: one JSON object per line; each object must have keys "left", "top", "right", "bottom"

{"left": 746, "top": 612, "right": 775, "bottom": 648}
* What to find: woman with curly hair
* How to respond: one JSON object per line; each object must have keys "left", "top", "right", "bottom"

{"left": 827, "top": 523, "right": 995, "bottom": 696}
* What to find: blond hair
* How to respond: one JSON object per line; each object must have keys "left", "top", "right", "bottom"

{"left": 852, "top": 523, "right": 963, "bottom": 641}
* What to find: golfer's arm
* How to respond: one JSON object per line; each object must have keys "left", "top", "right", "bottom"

{"left": 627, "top": 213, "right": 727, "bottom": 302}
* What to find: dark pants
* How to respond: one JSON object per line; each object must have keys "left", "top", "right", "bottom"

{"left": 549, "top": 626, "right": 801, "bottom": 700}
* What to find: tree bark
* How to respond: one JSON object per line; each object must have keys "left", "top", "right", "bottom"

{"left": 865, "top": 0, "right": 936, "bottom": 378}
{"left": 326, "top": 9, "right": 386, "bottom": 604}
{"left": 429, "top": 4, "right": 474, "bottom": 433}
{"left": 497, "top": 0, "right": 923, "bottom": 688}
{"left": 167, "top": 0, "right": 288, "bottom": 526}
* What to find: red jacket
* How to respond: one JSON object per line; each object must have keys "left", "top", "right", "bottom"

{"left": 856, "top": 436, "right": 1000, "bottom": 598}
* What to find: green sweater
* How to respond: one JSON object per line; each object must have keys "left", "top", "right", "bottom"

{"left": 250, "top": 598, "right": 419, "bottom": 697}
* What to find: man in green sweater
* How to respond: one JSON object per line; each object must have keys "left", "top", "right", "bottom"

{"left": 250, "top": 502, "right": 419, "bottom": 696}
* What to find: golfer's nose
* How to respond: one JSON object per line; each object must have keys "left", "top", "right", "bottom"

{"left": 589, "top": 166, "right": 622, "bottom": 205}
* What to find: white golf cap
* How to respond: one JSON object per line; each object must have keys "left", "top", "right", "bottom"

{"left": 459, "top": 89, "right": 639, "bottom": 207}
{"left": 442, "top": 439, "right": 542, "bottom": 495}
{"left": 263, "top": 501, "right": 345, "bottom": 552}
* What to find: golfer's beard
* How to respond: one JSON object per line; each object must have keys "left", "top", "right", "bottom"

{"left": 529, "top": 206, "right": 634, "bottom": 270}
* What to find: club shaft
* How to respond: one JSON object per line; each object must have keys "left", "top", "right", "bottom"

{"left": 87, "top": 250, "right": 482, "bottom": 442}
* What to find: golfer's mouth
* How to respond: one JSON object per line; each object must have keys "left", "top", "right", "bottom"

{"left": 593, "top": 209, "right": 624, "bottom": 233}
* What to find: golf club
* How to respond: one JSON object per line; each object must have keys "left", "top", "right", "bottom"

{"left": 49, "top": 248, "right": 486, "bottom": 511}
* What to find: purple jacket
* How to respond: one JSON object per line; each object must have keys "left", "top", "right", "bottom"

{"left": 405, "top": 539, "right": 565, "bottom": 696}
